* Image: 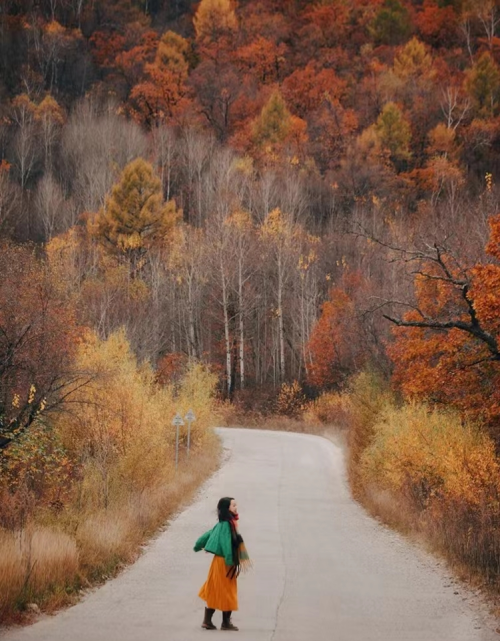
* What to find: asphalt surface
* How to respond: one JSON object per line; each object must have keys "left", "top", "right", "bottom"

{"left": 2, "top": 428, "right": 498, "bottom": 641}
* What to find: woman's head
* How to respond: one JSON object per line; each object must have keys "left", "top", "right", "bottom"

{"left": 217, "top": 497, "right": 238, "bottom": 521}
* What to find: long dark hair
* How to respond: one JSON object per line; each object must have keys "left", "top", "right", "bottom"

{"left": 217, "top": 497, "right": 234, "bottom": 522}
{"left": 217, "top": 497, "right": 241, "bottom": 579}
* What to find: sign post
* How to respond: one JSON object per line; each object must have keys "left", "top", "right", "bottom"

{"left": 185, "top": 409, "right": 196, "bottom": 456}
{"left": 172, "top": 413, "right": 184, "bottom": 469}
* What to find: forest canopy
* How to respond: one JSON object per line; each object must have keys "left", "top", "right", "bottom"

{"left": 1, "top": 0, "right": 500, "bottom": 432}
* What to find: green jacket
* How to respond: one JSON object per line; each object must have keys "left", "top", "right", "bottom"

{"left": 194, "top": 521, "right": 234, "bottom": 566}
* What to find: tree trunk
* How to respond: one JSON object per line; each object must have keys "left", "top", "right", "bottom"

{"left": 238, "top": 250, "right": 245, "bottom": 389}
{"left": 277, "top": 252, "right": 285, "bottom": 382}
{"left": 221, "top": 257, "right": 232, "bottom": 397}
{"left": 187, "top": 274, "right": 197, "bottom": 359}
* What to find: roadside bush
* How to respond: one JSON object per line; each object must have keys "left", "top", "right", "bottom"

{"left": 359, "top": 401, "right": 500, "bottom": 578}
{"left": 303, "top": 391, "right": 352, "bottom": 429}
{"left": 346, "top": 371, "right": 393, "bottom": 495}
{"left": 276, "top": 381, "right": 307, "bottom": 417}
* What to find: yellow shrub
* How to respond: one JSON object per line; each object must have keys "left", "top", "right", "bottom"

{"left": 360, "top": 402, "right": 500, "bottom": 510}
{"left": 276, "top": 381, "right": 306, "bottom": 417}
{"left": 0, "top": 329, "right": 221, "bottom": 622}
{"left": 304, "top": 391, "right": 352, "bottom": 428}
{"left": 357, "top": 400, "right": 500, "bottom": 574}
{"left": 173, "top": 362, "right": 222, "bottom": 447}
{"left": 54, "top": 330, "right": 219, "bottom": 507}
{"left": 346, "top": 371, "right": 394, "bottom": 494}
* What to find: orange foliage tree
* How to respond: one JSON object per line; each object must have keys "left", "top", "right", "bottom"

{"left": 307, "top": 275, "right": 367, "bottom": 389}
{"left": 282, "top": 62, "right": 347, "bottom": 118}
{"left": 235, "top": 36, "right": 288, "bottom": 84}
{"left": 129, "top": 31, "right": 191, "bottom": 125}
{"left": 415, "top": 0, "right": 460, "bottom": 47}
{"left": 387, "top": 215, "right": 500, "bottom": 432}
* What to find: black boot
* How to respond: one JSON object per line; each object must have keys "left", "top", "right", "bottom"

{"left": 202, "top": 607, "right": 217, "bottom": 630}
{"left": 221, "top": 611, "right": 239, "bottom": 631}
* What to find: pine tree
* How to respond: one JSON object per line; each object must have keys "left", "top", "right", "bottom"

{"left": 370, "top": 0, "right": 412, "bottom": 46}
{"left": 375, "top": 102, "right": 412, "bottom": 168}
{"left": 89, "top": 158, "right": 180, "bottom": 268}
{"left": 252, "top": 91, "right": 291, "bottom": 147}
{"left": 465, "top": 52, "right": 500, "bottom": 117}
{"left": 193, "top": 0, "right": 238, "bottom": 43}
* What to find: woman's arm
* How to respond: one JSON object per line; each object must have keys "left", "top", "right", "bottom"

{"left": 193, "top": 527, "right": 213, "bottom": 552}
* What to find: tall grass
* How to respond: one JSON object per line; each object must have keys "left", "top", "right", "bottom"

{"left": 0, "top": 527, "right": 79, "bottom": 620}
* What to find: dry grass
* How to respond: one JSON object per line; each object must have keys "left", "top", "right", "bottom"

{"left": 0, "top": 445, "right": 220, "bottom": 624}
{"left": 0, "top": 527, "right": 79, "bottom": 620}
{"left": 0, "top": 530, "right": 25, "bottom": 621}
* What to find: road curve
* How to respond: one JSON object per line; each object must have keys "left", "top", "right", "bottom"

{"left": 2, "top": 428, "right": 498, "bottom": 641}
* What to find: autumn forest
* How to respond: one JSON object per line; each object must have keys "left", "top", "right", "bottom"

{"left": 3, "top": 0, "right": 500, "bottom": 621}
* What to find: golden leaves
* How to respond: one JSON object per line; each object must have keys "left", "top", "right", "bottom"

{"left": 360, "top": 402, "right": 500, "bottom": 510}
{"left": 194, "top": 0, "right": 238, "bottom": 42}
{"left": 28, "top": 384, "right": 36, "bottom": 405}
{"left": 89, "top": 158, "right": 181, "bottom": 259}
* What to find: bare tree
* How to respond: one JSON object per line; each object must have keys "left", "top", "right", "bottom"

{"left": 261, "top": 209, "right": 303, "bottom": 383}
{"left": 150, "top": 125, "right": 178, "bottom": 202}
{"left": 34, "top": 173, "right": 66, "bottom": 241}
{"left": 476, "top": 1, "right": 500, "bottom": 50}
{"left": 178, "top": 127, "right": 215, "bottom": 225}
{"left": 459, "top": 16, "right": 475, "bottom": 63}
{"left": 0, "top": 171, "right": 20, "bottom": 238}
{"left": 10, "top": 99, "right": 39, "bottom": 192}
{"left": 61, "top": 100, "right": 148, "bottom": 214}
{"left": 440, "top": 86, "right": 470, "bottom": 131}
{"left": 168, "top": 225, "right": 208, "bottom": 360}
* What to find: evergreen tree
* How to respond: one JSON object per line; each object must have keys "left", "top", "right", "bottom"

{"left": 465, "top": 52, "right": 500, "bottom": 117}
{"left": 370, "top": 0, "right": 412, "bottom": 46}
{"left": 252, "top": 91, "right": 292, "bottom": 147}
{"left": 89, "top": 158, "right": 180, "bottom": 268}
{"left": 375, "top": 102, "right": 412, "bottom": 169}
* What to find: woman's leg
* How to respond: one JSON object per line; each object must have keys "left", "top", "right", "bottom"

{"left": 202, "top": 607, "right": 217, "bottom": 630}
{"left": 221, "top": 611, "right": 239, "bottom": 631}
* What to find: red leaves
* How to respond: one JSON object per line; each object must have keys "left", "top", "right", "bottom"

{"left": 282, "top": 62, "right": 347, "bottom": 118}
{"left": 390, "top": 216, "right": 500, "bottom": 430}
{"left": 90, "top": 32, "right": 127, "bottom": 68}
{"left": 235, "top": 36, "right": 288, "bottom": 84}
{"left": 486, "top": 212, "right": 500, "bottom": 261}
{"left": 307, "top": 276, "right": 367, "bottom": 389}
{"left": 415, "top": 0, "right": 459, "bottom": 47}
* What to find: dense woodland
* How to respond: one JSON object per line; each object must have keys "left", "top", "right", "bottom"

{"left": 2, "top": 0, "right": 500, "bottom": 423}
{"left": 4, "top": 0, "right": 500, "bottom": 618}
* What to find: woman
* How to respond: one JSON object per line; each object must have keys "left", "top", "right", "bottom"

{"left": 194, "top": 497, "right": 251, "bottom": 631}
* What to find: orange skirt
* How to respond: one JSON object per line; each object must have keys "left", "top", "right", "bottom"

{"left": 199, "top": 555, "right": 238, "bottom": 611}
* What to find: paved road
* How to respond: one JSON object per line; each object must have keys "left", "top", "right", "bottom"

{"left": 2, "top": 429, "right": 498, "bottom": 641}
